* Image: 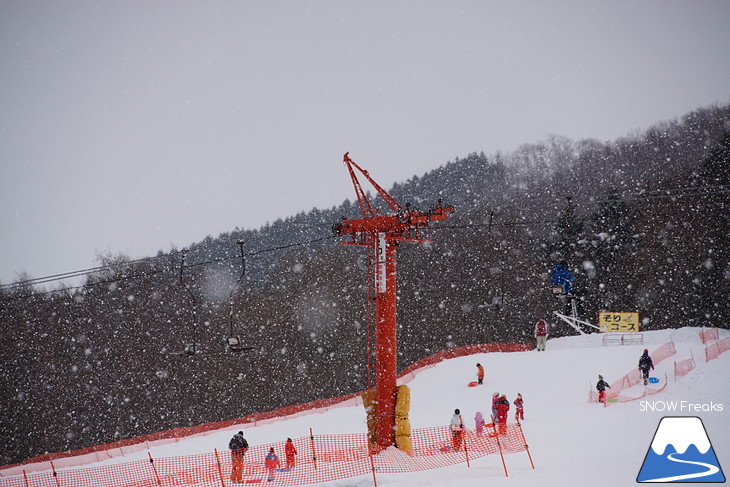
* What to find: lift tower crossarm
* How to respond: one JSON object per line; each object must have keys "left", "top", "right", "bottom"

{"left": 336, "top": 153, "right": 452, "bottom": 247}
{"left": 344, "top": 151, "right": 402, "bottom": 216}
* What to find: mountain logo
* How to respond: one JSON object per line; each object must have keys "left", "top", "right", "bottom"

{"left": 637, "top": 416, "right": 725, "bottom": 483}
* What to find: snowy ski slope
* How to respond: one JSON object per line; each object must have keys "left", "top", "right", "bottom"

{"left": 2, "top": 327, "right": 728, "bottom": 487}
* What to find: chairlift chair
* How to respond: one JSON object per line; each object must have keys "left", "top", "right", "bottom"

{"left": 168, "top": 249, "right": 201, "bottom": 357}
{"left": 225, "top": 241, "right": 257, "bottom": 354}
{"left": 169, "top": 342, "right": 199, "bottom": 357}
{"left": 226, "top": 335, "right": 256, "bottom": 353}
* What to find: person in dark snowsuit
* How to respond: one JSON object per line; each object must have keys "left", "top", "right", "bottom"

{"left": 596, "top": 375, "right": 611, "bottom": 403}
{"left": 229, "top": 431, "right": 249, "bottom": 482}
{"left": 638, "top": 349, "right": 655, "bottom": 385}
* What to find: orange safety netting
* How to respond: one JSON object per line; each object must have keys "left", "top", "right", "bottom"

{"left": 705, "top": 336, "right": 730, "bottom": 362}
{"left": 604, "top": 373, "right": 669, "bottom": 404}
{"left": 8, "top": 342, "right": 531, "bottom": 475}
{"left": 699, "top": 327, "right": 720, "bottom": 344}
{"left": 588, "top": 340, "right": 676, "bottom": 405}
{"left": 674, "top": 356, "right": 696, "bottom": 378}
{"left": 1, "top": 423, "right": 531, "bottom": 487}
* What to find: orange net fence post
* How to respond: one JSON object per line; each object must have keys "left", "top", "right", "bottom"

{"left": 146, "top": 452, "right": 162, "bottom": 487}
{"left": 50, "top": 462, "right": 60, "bottom": 487}
{"left": 700, "top": 327, "right": 719, "bottom": 344}
{"left": 706, "top": 341, "right": 721, "bottom": 362}
{"left": 516, "top": 420, "right": 535, "bottom": 469}
{"left": 720, "top": 336, "right": 730, "bottom": 354}
{"left": 212, "top": 449, "right": 226, "bottom": 487}
{"left": 489, "top": 415, "right": 509, "bottom": 477}
{"left": 704, "top": 336, "right": 730, "bottom": 362}
{"left": 462, "top": 428, "right": 470, "bottom": 468}
{"left": 368, "top": 445, "right": 378, "bottom": 487}
{"left": 308, "top": 428, "right": 318, "bottom": 471}
{"left": 674, "top": 351, "right": 696, "bottom": 381}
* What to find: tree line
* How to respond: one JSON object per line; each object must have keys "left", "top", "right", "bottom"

{"left": 1, "top": 103, "right": 729, "bottom": 466}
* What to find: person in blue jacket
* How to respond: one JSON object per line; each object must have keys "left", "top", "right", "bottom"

{"left": 264, "top": 447, "right": 280, "bottom": 482}
{"left": 550, "top": 263, "right": 575, "bottom": 295}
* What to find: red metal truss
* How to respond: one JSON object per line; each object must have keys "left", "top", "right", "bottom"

{"left": 333, "top": 152, "right": 452, "bottom": 449}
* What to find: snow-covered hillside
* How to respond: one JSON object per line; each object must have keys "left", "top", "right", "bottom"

{"left": 2, "top": 327, "right": 728, "bottom": 487}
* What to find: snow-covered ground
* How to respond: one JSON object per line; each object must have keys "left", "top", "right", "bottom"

{"left": 3, "top": 327, "right": 728, "bottom": 486}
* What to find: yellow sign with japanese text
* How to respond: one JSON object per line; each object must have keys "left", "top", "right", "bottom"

{"left": 598, "top": 312, "right": 640, "bottom": 332}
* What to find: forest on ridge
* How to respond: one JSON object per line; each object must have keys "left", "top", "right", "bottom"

{"left": 1, "top": 102, "right": 729, "bottom": 466}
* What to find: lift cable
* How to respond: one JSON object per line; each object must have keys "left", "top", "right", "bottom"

{"left": 2, "top": 184, "right": 727, "bottom": 295}
{"left": 0, "top": 235, "right": 339, "bottom": 296}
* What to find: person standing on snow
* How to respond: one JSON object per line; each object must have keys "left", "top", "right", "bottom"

{"left": 596, "top": 374, "right": 611, "bottom": 403}
{"left": 638, "top": 349, "right": 655, "bottom": 386}
{"left": 264, "top": 447, "right": 280, "bottom": 482}
{"left": 491, "top": 392, "right": 500, "bottom": 420}
{"left": 228, "top": 431, "right": 249, "bottom": 483}
{"left": 284, "top": 437, "right": 297, "bottom": 469}
{"left": 494, "top": 395, "right": 510, "bottom": 434}
{"left": 534, "top": 318, "right": 549, "bottom": 351}
{"left": 474, "top": 411, "right": 486, "bottom": 436}
{"left": 476, "top": 363, "right": 485, "bottom": 385}
{"left": 514, "top": 393, "right": 524, "bottom": 421}
{"left": 450, "top": 408, "right": 464, "bottom": 451}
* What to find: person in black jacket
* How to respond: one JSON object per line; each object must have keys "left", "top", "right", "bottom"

{"left": 596, "top": 375, "right": 611, "bottom": 403}
{"left": 638, "top": 349, "right": 655, "bottom": 385}
{"left": 229, "top": 431, "right": 249, "bottom": 483}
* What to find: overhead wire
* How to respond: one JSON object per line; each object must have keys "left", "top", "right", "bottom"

{"left": 0, "top": 235, "right": 341, "bottom": 297}
{"left": 1, "top": 184, "right": 727, "bottom": 296}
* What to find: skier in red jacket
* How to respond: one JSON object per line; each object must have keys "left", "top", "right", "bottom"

{"left": 494, "top": 395, "right": 510, "bottom": 435}
{"left": 514, "top": 393, "right": 524, "bottom": 421}
{"left": 284, "top": 438, "right": 297, "bottom": 469}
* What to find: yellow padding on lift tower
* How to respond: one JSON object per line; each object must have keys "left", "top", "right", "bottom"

{"left": 395, "top": 435, "right": 413, "bottom": 455}
{"left": 395, "top": 384, "right": 410, "bottom": 416}
{"left": 395, "top": 416, "right": 411, "bottom": 437}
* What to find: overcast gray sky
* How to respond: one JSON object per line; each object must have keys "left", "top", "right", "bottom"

{"left": 1, "top": 1, "right": 729, "bottom": 286}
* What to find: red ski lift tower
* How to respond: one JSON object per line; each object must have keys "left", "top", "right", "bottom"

{"left": 333, "top": 152, "right": 452, "bottom": 448}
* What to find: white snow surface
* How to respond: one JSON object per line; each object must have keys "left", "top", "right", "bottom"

{"left": 650, "top": 417, "right": 711, "bottom": 455}
{"left": 3, "top": 327, "right": 729, "bottom": 487}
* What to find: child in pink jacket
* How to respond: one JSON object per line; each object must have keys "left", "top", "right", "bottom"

{"left": 474, "top": 411, "right": 486, "bottom": 436}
